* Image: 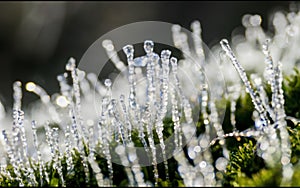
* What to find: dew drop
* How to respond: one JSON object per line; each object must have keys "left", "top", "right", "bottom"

{"left": 193, "top": 146, "right": 201, "bottom": 153}
{"left": 199, "top": 161, "right": 207, "bottom": 169}
{"left": 25, "top": 82, "right": 36, "bottom": 92}
{"left": 281, "top": 156, "right": 290, "bottom": 165}
{"left": 215, "top": 157, "right": 228, "bottom": 171}
{"left": 104, "top": 79, "right": 112, "bottom": 87}
{"left": 56, "top": 95, "right": 69, "bottom": 108}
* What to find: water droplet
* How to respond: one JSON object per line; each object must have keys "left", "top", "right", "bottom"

{"left": 57, "top": 74, "right": 65, "bottom": 82}
{"left": 215, "top": 157, "right": 228, "bottom": 171}
{"left": 199, "top": 161, "right": 207, "bottom": 168}
{"left": 25, "top": 82, "right": 36, "bottom": 92}
{"left": 203, "top": 119, "right": 209, "bottom": 125}
{"left": 104, "top": 79, "right": 112, "bottom": 87}
{"left": 281, "top": 156, "right": 290, "bottom": 165}
{"left": 193, "top": 146, "right": 201, "bottom": 153}
{"left": 56, "top": 95, "right": 69, "bottom": 108}
{"left": 188, "top": 148, "right": 196, "bottom": 159}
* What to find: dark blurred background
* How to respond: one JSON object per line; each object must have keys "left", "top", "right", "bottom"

{"left": 0, "top": 1, "right": 292, "bottom": 108}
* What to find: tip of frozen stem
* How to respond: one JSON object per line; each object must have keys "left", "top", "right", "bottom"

{"left": 144, "top": 40, "right": 154, "bottom": 54}
{"left": 123, "top": 45, "right": 134, "bottom": 58}
{"left": 25, "top": 82, "right": 36, "bottom": 92}
{"left": 161, "top": 50, "right": 171, "bottom": 61}
{"left": 102, "top": 39, "right": 114, "bottom": 51}
{"left": 170, "top": 57, "right": 178, "bottom": 67}
{"left": 13, "top": 81, "right": 22, "bottom": 87}
{"left": 191, "top": 20, "right": 201, "bottom": 32}
{"left": 220, "top": 39, "right": 229, "bottom": 47}
{"left": 220, "top": 39, "right": 233, "bottom": 54}
{"left": 66, "top": 57, "right": 76, "bottom": 71}
{"left": 104, "top": 79, "right": 112, "bottom": 87}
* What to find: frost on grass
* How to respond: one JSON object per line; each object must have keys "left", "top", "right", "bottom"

{"left": 1, "top": 6, "right": 300, "bottom": 187}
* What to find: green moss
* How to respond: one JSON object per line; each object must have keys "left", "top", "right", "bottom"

{"left": 223, "top": 139, "right": 265, "bottom": 186}
{"left": 234, "top": 92, "right": 255, "bottom": 132}
{"left": 284, "top": 68, "right": 300, "bottom": 119}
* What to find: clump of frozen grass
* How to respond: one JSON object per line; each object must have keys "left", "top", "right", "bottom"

{"left": 214, "top": 8, "right": 300, "bottom": 185}
{"left": 220, "top": 38, "right": 293, "bottom": 185}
